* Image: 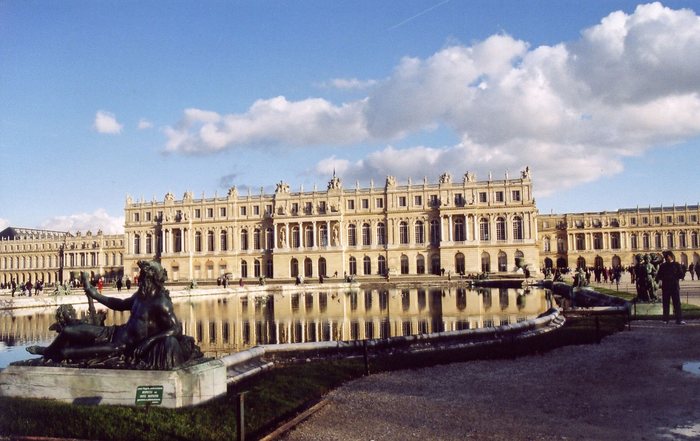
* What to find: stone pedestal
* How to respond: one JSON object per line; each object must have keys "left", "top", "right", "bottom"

{"left": 0, "top": 359, "right": 226, "bottom": 408}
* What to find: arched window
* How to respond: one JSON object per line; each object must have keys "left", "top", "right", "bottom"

{"left": 481, "top": 252, "right": 491, "bottom": 272}
{"left": 134, "top": 234, "right": 141, "bottom": 255}
{"left": 146, "top": 234, "right": 153, "bottom": 254}
{"left": 304, "top": 225, "right": 314, "bottom": 248}
{"left": 655, "top": 233, "right": 662, "bottom": 249}
{"left": 220, "top": 230, "right": 228, "bottom": 251}
{"left": 498, "top": 251, "right": 507, "bottom": 272}
{"left": 376, "top": 223, "right": 386, "bottom": 246}
{"left": 593, "top": 233, "right": 603, "bottom": 250}
{"left": 363, "top": 256, "right": 371, "bottom": 275}
{"left": 254, "top": 259, "right": 261, "bottom": 277}
{"left": 241, "top": 260, "right": 248, "bottom": 278}
{"left": 414, "top": 221, "right": 424, "bottom": 244}
{"left": 544, "top": 257, "right": 553, "bottom": 269}
{"left": 348, "top": 224, "right": 357, "bottom": 246}
{"left": 679, "top": 232, "right": 687, "bottom": 248}
{"left": 575, "top": 234, "right": 585, "bottom": 251}
{"left": 266, "top": 259, "right": 273, "bottom": 278}
{"left": 512, "top": 216, "right": 523, "bottom": 240}
{"left": 666, "top": 232, "right": 674, "bottom": 248}
{"left": 348, "top": 256, "right": 357, "bottom": 275}
{"left": 543, "top": 237, "right": 551, "bottom": 252}
{"left": 400, "top": 255, "right": 409, "bottom": 274}
{"left": 610, "top": 232, "right": 620, "bottom": 249}
{"left": 195, "top": 231, "right": 202, "bottom": 252}
{"left": 290, "top": 258, "right": 299, "bottom": 278}
{"left": 630, "top": 234, "right": 638, "bottom": 250}
{"left": 173, "top": 229, "right": 182, "bottom": 252}
{"left": 319, "top": 224, "right": 328, "bottom": 247}
{"left": 479, "top": 218, "right": 490, "bottom": 241}
{"left": 377, "top": 255, "right": 387, "bottom": 275}
{"left": 577, "top": 256, "right": 586, "bottom": 269}
{"left": 291, "top": 226, "right": 300, "bottom": 248}
{"left": 430, "top": 220, "right": 440, "bottom": 245}
{"left": 642, "top": 233, "right": 650, "bottom": 250}
{"left": 455, "top": 252, "right": 465, "bottom": 274}
{"left": 496, "top": 217, "right": 506, "bottom": 241}
{"left": 453, "top": 217, "right": 465, "bottom": 241}
{"left": 254, "top": 229, "right": 262, "bottom": 250}
{"left": 416, "top": 254, "right": 425, "bottom": 274}
{"left": 266, "top": 228, "right": 274, "bottom": 250}
{"left": 399, "top": 221, "right": 409, "bottom": 244}
{"left": 318, "top": 257, "right": 327, "bottom": 276}
{"left": 207, "top": 230, "right": 215, "bottom": 251}
{"left": 362, "top": 223, "right": 371, "bottom": 246}
{"left": 304, "top": 258, "right": 313, "bottom": 277}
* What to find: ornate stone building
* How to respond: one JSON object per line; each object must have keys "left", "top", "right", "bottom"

{"left": 123, "top": 169, "right": 539, "bottom": 282}
{"left": 537, "top": 205, "right": 700, "bottom": 271}
{"left": 0, "top": 227, "right": 124, "bottom": 286}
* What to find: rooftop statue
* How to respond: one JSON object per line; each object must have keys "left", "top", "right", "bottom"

{"left": 26, "top": 260, "right": 202, "bottom": 370}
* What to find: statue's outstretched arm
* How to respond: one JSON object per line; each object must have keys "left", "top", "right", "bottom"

{"left": 81, "top": 272, "right": 133, "bottom": 311}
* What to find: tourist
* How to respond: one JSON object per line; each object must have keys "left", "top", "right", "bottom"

{"left": 10, "top": 279, "right": 16, "bottom": 297}
{"left": 688, "top": 263, "right": 695, "bottom": 281}
{"left": 125, "top": 277, "right": 131, "bottom": 290}
{"left": 97, "top": 277, "right": 104, "bottom": 294}
{"left": 25, "top": 280, "right": 33, "bottom": 297}
{"left": 655, "top": 251, "right": 685, "bottom": 325}
{"left": 116, "top": 277, "right": 123, "bottom": 292}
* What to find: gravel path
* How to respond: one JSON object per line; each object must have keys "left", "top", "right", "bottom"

{"left": 282, "top": 320, "right": 700, "bottom": 441}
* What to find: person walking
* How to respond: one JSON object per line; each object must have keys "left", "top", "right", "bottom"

{"left": 656, "top": 251, "right": 686, "bottom": 325}
{"left": 689, "top": 263, "right": 696, "bottom": 281}
{"left": 116, "top": 277, "right": 123, "bottom": 292}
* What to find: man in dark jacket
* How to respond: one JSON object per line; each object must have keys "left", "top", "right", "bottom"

{"left": 656, "top": 251, "right": 686, "bottom": 324}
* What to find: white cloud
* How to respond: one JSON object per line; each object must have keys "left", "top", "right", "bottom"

{"left": 94, "top": 110, "right": 123, "bottom": 134}
{"left": 165, "top": 3, "right": 700, "bottom": 194}
{"left": 320, "top": 78, "right": 378, "bottom": 90}
{"left": 39, "top": 209, "right": 124, "bottom": 235}
{"left": 138, "top": 118, "right": 154, "bottom": 129}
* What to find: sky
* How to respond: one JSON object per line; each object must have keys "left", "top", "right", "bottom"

{"left": 2, "top": 0, "right": 700, "bottom": 235}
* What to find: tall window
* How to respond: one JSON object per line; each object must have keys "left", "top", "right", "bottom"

{"left": 220, "top": 230, "right": 228, "bottom": 251}
{"left": 292, "top": 226, "right": 300, "bottom": 248}
{"left": 400, "top": 255, "right": 409, "bottom": 274}
{"left": 399, "top": 221, "right": 409, "bottom": 244}
{"left": 241, "top": 260, "right": 248, "bottom": 278}
{"left": 666, "top": 232, "right": 674, "bottom": 248}
{"left": 593, "top": 233, "right": 603, "bottom": 250}
{"left": 145, "top": 234, "right": 152, "bottom": 254}
{"left": 454, "top": 218, "right": 465, "bottom": 241}
{"left": 377, "top": 223, "right": 386, "bottom": 245}
{"left": 378, "top": 256, "right": 387, "bottom": 275}
{"left": 363, "top": 256, "right": 371, "bottom": 275}
{"left": 610, "top": 232, "right": 620, "bottom": 249}
{"left": 195, "top": 232, "right": 202, "bottom": 252}
{"left": 642, "top": 233, "right": 650, "bottom": 249}
{"left": 348, "top": 224, "right": 357, "bottom": 246}
{"left": 496, "top": 217, "right": 506, "bottom": 241}
{"left": 430, "top": 220, "right": 440, "bottom": 245}
{"left": 655, "top": 233, "right": 662, "bottom": 249}
{"left": 575, "top": 234, "right": 585, "bottom": 251}
{"left": 266, "top": 228, "right": 274, "bottom": 250}
{"left": 679, "top": 232, "right": 687, "bottom": 248}
{"left": 630, "top": 234, "right": 638, "bottom": 250}
{"left": 304, "top": 225, "right": 314, "bottom": 248}
{"left": 415, "top": 221, "right": 424, "bottom": 244}
{"left": 173, "top": 229, "right": 182, "bottom": 252}
{"left": 362, "top": 223, "right": 371, "bottom": 246}
{"left": 543, "top": 237, "right": 551, "bottom": 252}
{"left": 319, "top": 224, "right": 328, "bottom": 247}
{"left": 134, "top": 234, "right": 141, "bottom": 254}
{"left": 479, "top": 218, "right": 490, "bottom": 241}
{"left": 349, "top": 256, "right": 357, "bottom": 275}
{"left": 416, "top": 254, "right": 425, "bottom": 274}
{"left": 240, "top": 230, "right": 248, "bottom": 251}
{"left": 254, "top": 229, "right": 261, "bottom": 250}
{"left": 512, "top": 216, "right": 523, "bottom": 240}
{"left": 254, "top": 260, "right": 261, "bottom": 278}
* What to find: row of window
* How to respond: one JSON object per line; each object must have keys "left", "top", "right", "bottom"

{"left": 1, "top": 253, "right": 124, "bottom": 270}
{"left": 131, "top": 190, "right": 525, "bottom": 223}
{"left": 132, "top": 216, "right": 526, "bottom": 255}
{"left": 542, "top": 231, "right": 700, "bottom": 253}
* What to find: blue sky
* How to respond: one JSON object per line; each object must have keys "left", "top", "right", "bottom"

{"left": 1, "top": 1, "right": 699, "bottom": 234}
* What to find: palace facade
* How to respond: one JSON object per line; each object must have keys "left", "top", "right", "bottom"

{"left": 123, "top": 169, "right": 539, "bottom": 282}
{"left": 0, "top": 227, "right": 124, "bottom": 286}
{"left": 537, "top": 205, "right": 700, "bottom": 271}
{"left": 2, "top": 169, "right": 699, "bottom": 287}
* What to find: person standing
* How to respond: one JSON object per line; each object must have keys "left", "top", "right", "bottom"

{"left": 689, "top": 263, "right": 696, "bottom": 281}
{"left": 656, "top": 251, "right": 686, "bottom": 325}
{"left": 116, "top": 277, "right": 123, "bottom": 292}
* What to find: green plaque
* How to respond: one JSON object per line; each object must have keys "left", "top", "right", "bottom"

{"left": 135, "top": 385, "right": 164, "bottom": 406}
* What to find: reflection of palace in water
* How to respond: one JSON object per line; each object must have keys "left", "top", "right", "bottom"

{"left": 0, "top": 288, "right": 551, "bottom": 358}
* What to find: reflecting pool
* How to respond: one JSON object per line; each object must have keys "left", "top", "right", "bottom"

{"left": 0, "top": 286, "right": 552, "bottom": 368}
